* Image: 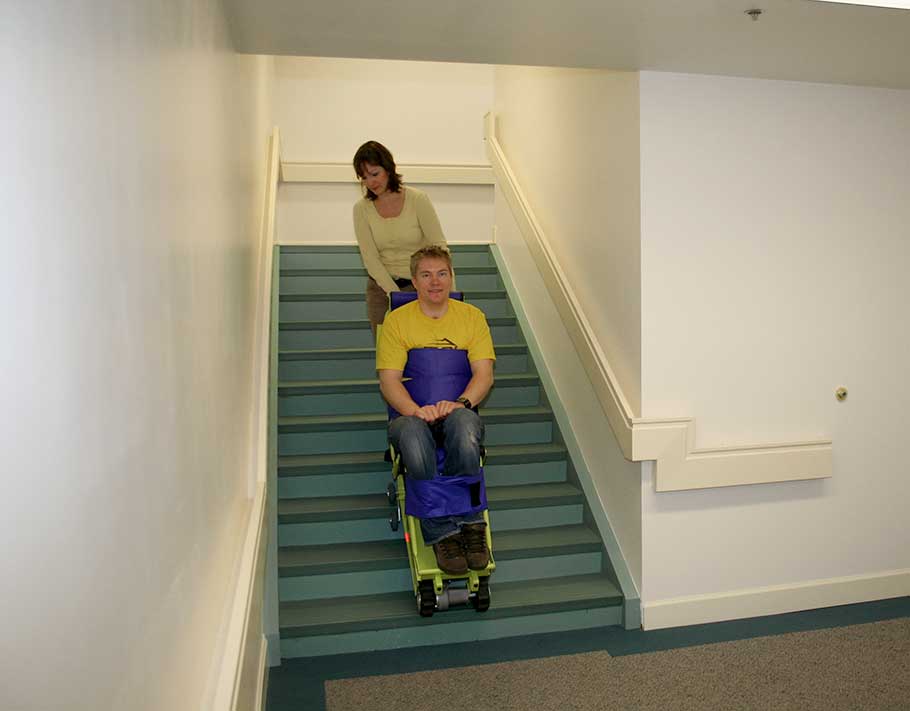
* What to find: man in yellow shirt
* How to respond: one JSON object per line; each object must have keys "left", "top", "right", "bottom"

{"left": 377, "top": 246, "right": 496, "bottom": 575}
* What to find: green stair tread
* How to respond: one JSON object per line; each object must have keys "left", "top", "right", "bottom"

{"left": 279, "top": 574, "right": 622, "bottom": 637}
{"left": 279, "top": 343, "right": 528, "bottom": 360}
{"left": 280, "top": 265, "right": 498, "bottom": 277}
{"left": 279, "top": 539, "right": 405, "bottom": 575}
{"left": 487, "top": 482, "right": 583, "bottom": 508}
{"left": 280, "top": 290, "right": 507, "bottom": 302}
{"left": 278, "top": 378, "right": 379, "bottom": 395}
{"left": 277, "top": 442, "right": 567, "bottom": 476}
{"left": 481, "top": 442, "right": 567, "bottom": 464}
{"left": 280, "top": 346, "right": 378, "bottom": 361}
{"left": 280, "top": 244, "right": 488, "bottom": 253}
{"left": 490, "top": 524, "right": 601, "bottom": 557}
{"left": 281, "top": 267, "right": 368, "bottom": 277}
{"left": 279, "top": 493, "right": 386, "bottom": 521}
{"left": 278, "top": 405, "right": 552, "bottom": 432}
{"left": 280, "top": 317, "right": 516, "bottom": 331}
{"left": 280, "top": 292, "right": 366, "bottom": 302}
{"left": 281, "top": 245, "right": 362, "bottom": 253}
{"left": 278, "top": 372, "right": 540, "bottom": 393}
{"left": 278, "top": 524, "right": 601, "bottom": 576}
{"left": 278, "top": 450, "right": 390, "bottom": 475}
{"left": 278, "top": 482, "right": 582, "bottom": 523}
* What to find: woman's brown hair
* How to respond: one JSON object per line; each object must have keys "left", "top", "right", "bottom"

{"left": 353, "top": 141, "right": 403, "bottom": 200}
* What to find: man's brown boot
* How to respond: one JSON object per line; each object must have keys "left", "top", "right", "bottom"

{"left": 461, "top": 523, "right": 490, "bottom": 570}
{"left": 433, "top": 534, "right": 468, "bottom": 574}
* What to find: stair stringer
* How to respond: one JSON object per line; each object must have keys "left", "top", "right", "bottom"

{"left": 490, "top": 243, "right": 642, "bottom": 629}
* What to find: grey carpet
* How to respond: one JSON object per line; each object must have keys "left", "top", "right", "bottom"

{"left": 325, "top": 617, "right": 910, "bottom": 710}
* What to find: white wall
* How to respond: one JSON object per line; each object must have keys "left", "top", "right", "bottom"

{"left": 638, "top": 72, "right": 910, "bottom": 614}
{"left": 273, "top": 56, "right": 495, "bottom": 245}
{"left": 492, "top": 65, "right": 642, "bottom": 414}
{"left": 0, "top": 2, "right": 272, "bottom": 709}
{"left": 494, "top": 189, "right": 643, "bottom": 595}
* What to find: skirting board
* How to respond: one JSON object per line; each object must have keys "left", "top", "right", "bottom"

{"left": 642, "top": 568, "right": 910, "bottom": 630}
{"left": 483, "top": 111, "right": 832, "bottom": 493}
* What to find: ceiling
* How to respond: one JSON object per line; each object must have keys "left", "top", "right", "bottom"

{"left": 222, "top": 0, "right": 910, "bottom": 89}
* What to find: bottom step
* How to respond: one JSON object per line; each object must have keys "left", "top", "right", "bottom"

{"left": 279, "top": 574, "right": 622, "bottom": 658}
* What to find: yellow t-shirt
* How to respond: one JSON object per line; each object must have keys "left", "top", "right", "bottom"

{"left": 376, "top": 299, "right": 496, "bottom": 372}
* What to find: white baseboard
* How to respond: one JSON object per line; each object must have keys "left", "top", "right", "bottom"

{"left": 642, "top": 568, "right": 910, "bottom": 630}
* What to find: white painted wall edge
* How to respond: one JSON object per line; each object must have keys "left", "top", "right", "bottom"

{"left": 281, "top": 161, "right": 494, "bottom": 184}
{"left": 211, "top": 482, "right": 267, "bottom": 711}
{"left": 484, "top": 112, "right": 832, "bottom": 492}
{"left": 642, "top": 567, "right": 910, "bottom": 630}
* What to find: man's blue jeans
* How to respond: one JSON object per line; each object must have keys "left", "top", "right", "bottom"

{"left": 389, "top": 408, "right": 485, "bottom": 544}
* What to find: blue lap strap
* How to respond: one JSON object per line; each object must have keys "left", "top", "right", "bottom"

{"left": 405, "top": 473, "right": 487, "bottom": 520}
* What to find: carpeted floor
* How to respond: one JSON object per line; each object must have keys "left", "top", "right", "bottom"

{"left": 266, "top": 597, "right": 910, "bottom": 711}
{"left": 324, "top": 618, "right": 910, "bottom": 711}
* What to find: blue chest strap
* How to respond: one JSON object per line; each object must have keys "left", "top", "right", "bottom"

{"left": 388, "top": 347, "right": 472, "bottom": 418}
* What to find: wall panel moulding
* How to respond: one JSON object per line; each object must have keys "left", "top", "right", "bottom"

{"left": 281, "top": 162, "right": 495, "bottom": 185}
{"left": 483, "top": 112, "right": 832, "bottom": 493}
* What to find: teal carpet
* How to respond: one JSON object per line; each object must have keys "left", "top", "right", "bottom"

{"left": 266, "top": 596, "right": 910, "bottom": 711}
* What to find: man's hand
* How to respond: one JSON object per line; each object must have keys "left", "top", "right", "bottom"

{"left": 434, "top": 400, "right": 466, "bottom": 419}
{"left": 412, "top": 404, "right": 441, "bottom": 422}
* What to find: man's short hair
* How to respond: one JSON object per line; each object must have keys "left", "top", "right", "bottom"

{"left": 410, "top": 245, "right": 453, "bottom": 278}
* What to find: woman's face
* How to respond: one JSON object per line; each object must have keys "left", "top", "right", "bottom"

{"left": 360, "top": 162, "right": 389, "bottom": 196}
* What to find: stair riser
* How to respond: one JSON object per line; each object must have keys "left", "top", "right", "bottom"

{"left": 279, "top": 471, "right": 388, "bottom": 499}
{"left": 279, "top": 296, "right": 512, "bottom": 322}
{"left": 282, "top": 253, "right": 363, "bottom": 270}
{"left": 278, "top": 384, "right": 540, "bottom": 417}
{"left": 280, "top": 322, "right": 522, "bottom": 350}
{"left": 277, "top": 459, "right": 568, "bottom": 499}
{"left": 279, "top": 392, "right": 386, "bottom": 418}
{"left": 279, "top": 552, "right": 603, "bottom": 602}
{"left": 489, "top": 504, "right": 584, "bottom": 531}
{"left": 278, "top": 351, "right": 530, "bottom": 381}
{"left": 279, "top": 605, "right": 622, "bottom": 658}
{"left": 278, "top": 420, "right": 553, "bottom": 456}
{"left": 280, "top": 519, "right": 397, "bottom": 547}
{"left": 281, "top": 272, "right": 502, "bottom": 294}
{"left": 278, "top": 504, "right": 584, "bottom": 546}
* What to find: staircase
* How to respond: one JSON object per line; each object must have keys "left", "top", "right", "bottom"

{"left": 274, "top": 244, "right": 624, "bottom": 658}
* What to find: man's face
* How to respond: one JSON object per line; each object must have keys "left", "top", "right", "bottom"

{"left": 412, "top": 257, "right": 452, "bottom": 307}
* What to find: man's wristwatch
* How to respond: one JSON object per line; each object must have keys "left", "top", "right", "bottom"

{"left": 456, "top": 396, "right": 472, "bottom": 409}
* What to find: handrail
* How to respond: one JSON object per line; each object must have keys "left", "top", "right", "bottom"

{"left": 254, "top": 128, "right": 281, "bottom": 487}
{"left": 484, "top": 112, "right": 832, "bottom": 492}
{"left": 258, "top": 129, "right": 282, "bottom": 667}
